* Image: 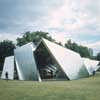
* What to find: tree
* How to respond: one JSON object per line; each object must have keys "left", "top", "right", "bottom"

{"left": 65, "top": 39, "right": 92, "bottom": 58}
{"left": 96, "top": 52, "right": 100, "bottom": 61}
{"left": 17, "top": 31, "right": 55, "bottom": 46}
{"left": 78, "top": 46, "right": 91, "bottom": 58}
{"left": 0, "top": 40, "right": 15, "bottom": 70}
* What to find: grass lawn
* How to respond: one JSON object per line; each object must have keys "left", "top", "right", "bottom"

{"left": 0, "top": 73, "right": 100, "bottom": 100}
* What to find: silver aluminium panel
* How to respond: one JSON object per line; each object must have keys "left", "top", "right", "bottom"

{"left": 83, "top": 58, "right": 100, "bottom": 75}
{"left": 1, "top": 56, "right": 14, "bottom": 80}
{"left": 14, "top": 42, "right": 41, "bottom": 81}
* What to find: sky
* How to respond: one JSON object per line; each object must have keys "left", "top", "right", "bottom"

{"left": 0, "top": 0, "right": 100, "bottom": 55}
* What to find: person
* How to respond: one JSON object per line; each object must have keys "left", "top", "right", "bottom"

{"left": 5, "top": 72, "right": 8, "bottom": 81}
{"left": 93, "top": 70, "right": 95, "bottom": 76}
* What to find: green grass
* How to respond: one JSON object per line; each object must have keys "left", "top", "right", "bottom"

{"left": 0, "top": 73, "right": 100, "bottom": 100}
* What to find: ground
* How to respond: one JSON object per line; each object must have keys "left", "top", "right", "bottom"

{"left": 0, "top": 73, "right": 100, "bottom": 100}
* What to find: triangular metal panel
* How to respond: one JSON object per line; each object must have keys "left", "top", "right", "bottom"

{"left": 83, "top": 58, "right": 100, "bottom": 75}
{"left": 14, "top": 42, "right": 41, "bottom": 81}
{"left": 42, "top": 38, "right": 89, "bottom": 80}
{"left": 1, "top": 56, "right": 14, "bottom": 80}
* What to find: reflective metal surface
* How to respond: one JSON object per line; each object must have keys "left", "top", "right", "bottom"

{"left": 83, "top": 58, "right": 100, "bottom": 75}
{"left": 1, "top": 56, "right": 14, "bottom": 80}
{"left": 14, "top": 42, "right": 41, "bottom": 81}
{"left": 42, "top": 38, "right": 89, "bottom": 80}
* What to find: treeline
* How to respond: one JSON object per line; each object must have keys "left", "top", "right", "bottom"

{"left": 0, "top": 31, "right": 100, "bottom": 70}
{"left": 0, "top": 40, "right": 15, "bottom": 70}
{"left": 65, "top": 40, "right": 92, "bottom": 58}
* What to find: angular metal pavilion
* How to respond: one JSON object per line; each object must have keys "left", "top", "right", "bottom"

{"left": 1, "top": 38, "right": 90, "bottom": 81}
{"left": 39, "top": 38, "right": 89, "bottom": 80}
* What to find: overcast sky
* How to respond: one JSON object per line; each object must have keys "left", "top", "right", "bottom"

{"left": 0, "top": 0, "right": 100, "bottom": 54}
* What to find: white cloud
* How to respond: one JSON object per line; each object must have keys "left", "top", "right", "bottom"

{"left": 0, "top": 0, "right": 100, "bottom": 54}
{"left": 51, "top": 32, "right": 68, "bottom": 44}
{"left": 0, "top": 33, "right": 21, "bottom": 43}
{"left": 44, "top": 0, "right": 100, "bottom": 36}
{"left": 86, "top": 41, "right": 100, "bottom": 50}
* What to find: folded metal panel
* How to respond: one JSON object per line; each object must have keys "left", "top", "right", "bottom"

{"left": 1, "top": 56, "right": 14, "bottom": 80}
{"left": 14, "top": 42, "right": 41, "bottom": 81}
{"left": 90, "top": 60, "right": 100, "bottom": 71}
{"left": 83, "top": 58, "right": 100, "bottom": 75}
{"left": 42, "top": 38, "right": 89, "bottom": 80}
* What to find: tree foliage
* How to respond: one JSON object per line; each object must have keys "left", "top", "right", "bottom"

{"left": 65, "top": 40, "right": 92, "bottom": 58}
{"left": 0, "top": 40, "right": 15, "bottom": 70}
{"left": 17, "top": 31, "right": 55, "bottom": 46}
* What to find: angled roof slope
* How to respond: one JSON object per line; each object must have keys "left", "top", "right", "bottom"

{"left": 14, "top": 42, "right": 41, "bottom": 81}
{"left": 42, "top": 38, "right": 89, "bottom": 80}
{"left": 1, "top": 56, "right": 14, "bottom": 80}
